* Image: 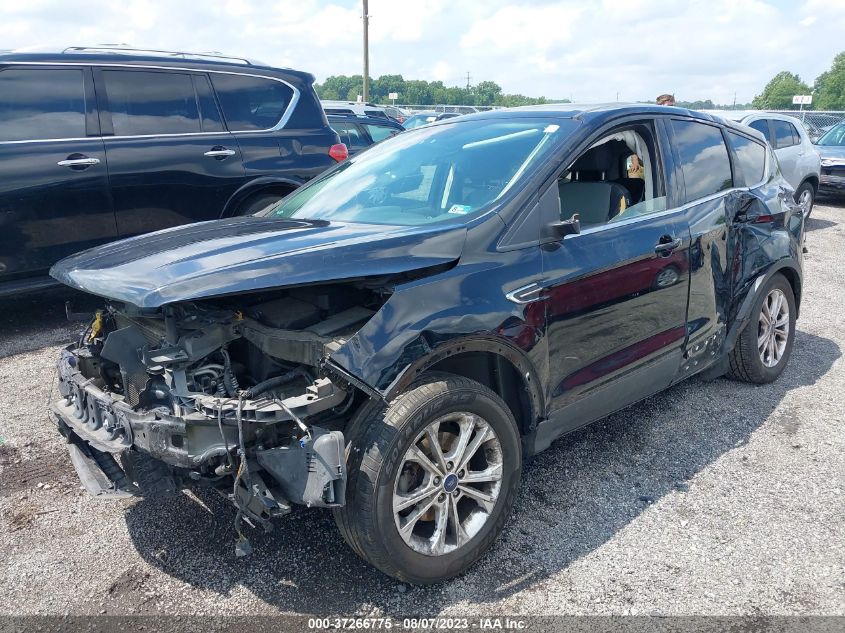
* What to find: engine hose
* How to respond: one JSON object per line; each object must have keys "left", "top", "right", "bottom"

{"left": 242, "top": 369, "right": 304, "bottom": 399}
{"left": 220, "top": 346, "right": 240, "bottom": 397}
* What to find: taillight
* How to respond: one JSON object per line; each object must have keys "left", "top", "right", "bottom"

{"left": 329, "top": 143, "right": 348, "bottom": 162}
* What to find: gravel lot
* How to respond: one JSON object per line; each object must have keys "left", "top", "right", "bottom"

{"left": 0, "top": 200, "right": 843, "bottom": 618}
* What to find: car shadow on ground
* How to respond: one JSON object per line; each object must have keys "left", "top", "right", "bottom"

{"left": 0, "top": 288, "right": 98, "bottom": 358}
{"left": 122, "top": 329, "right": 840, "bottom": 615}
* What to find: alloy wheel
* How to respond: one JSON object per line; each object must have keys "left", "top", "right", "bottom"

{"left": 798, "top": 188, "right": 813, "bottom": 218}
{"left": 392, "top": 412, "right": 503, "bottom": 556}
{"left": 758, "top": 288, "right": 790, "bottom": 368}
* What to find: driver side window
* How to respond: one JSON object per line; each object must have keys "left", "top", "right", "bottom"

{"left": 557, "top": 122, "right": 666, "bottom": 229}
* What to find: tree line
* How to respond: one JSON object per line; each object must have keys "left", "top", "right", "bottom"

{"left": 753, "top": 52, "right": 845, "bottom": 110}
{"left": 316, "top": 51, "right": 845, "bottom": 111}
{"left": 315, "top": 75, "right": 560, "bottom": 107}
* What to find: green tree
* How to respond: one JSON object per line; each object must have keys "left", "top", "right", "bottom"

{"left": 474, "top": 80, "right": 502, "bottom": 106}
{"left": 752, "top": 71, "right": 812, "bottom": 109}
{"left": 814, "top": 52, "right": 845, "bottom": 110}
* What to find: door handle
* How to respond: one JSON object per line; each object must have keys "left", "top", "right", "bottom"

{"left": 654, "top": 236, "right": 682, "bottom": 256}
{"left": 204, "top": 147, "right": 236, "bottom": 159}
{"left": 57, "top": 157, "right": 100, "bottom": 168}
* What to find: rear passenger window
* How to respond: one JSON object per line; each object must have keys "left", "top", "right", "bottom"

{"left": 193, "top": 75, "right": 225, "bottom": 133}
{"left": 727, "top": 131, "right": 766, "bottom": 187}
{"left": 671, "top": 120, "right": 733, "bottom": 203}
{"left": 332, "top": 122, "right": 368, "bottom": 150}
{"left": 366, "top": 124, "right": 399, "bottom": 143}
{"left": 210, "top": 74, "right": 293, "bottom": 130}
{"left": 773, "top": 120, "right": 799, "bottom": 149}
{"left": 0, "top": 68, "right": 86, "bottom": 142}
{"left": 748, "top": 119, "right": 770, "bottom": 141}
{"left": 103, "top": 70, "right": 200, "bottom": 136}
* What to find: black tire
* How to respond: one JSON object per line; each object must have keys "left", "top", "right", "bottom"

{"left": 794, "top": 181, "right": 815, "bottom": 220}
{"left": 333, "top": 372, "right": 522, "bottom": 584}
{"left": 234, "top": 192, "right": 286, "bottom": 217}
{"left": 727, "top": 273, "right": 796, "bottom": 384}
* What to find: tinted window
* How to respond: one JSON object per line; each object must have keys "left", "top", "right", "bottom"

{"left": 0, "top": 68, "right": 86, "bottom": 142}
{"left": 193, "top": 75, "right": 225, "bottom": 133}
{"left": 773, "top": 120, "right": 799, "bottom": 149}
{"left": 727, "top": 131, "right": 766, "bottom": 187}
{"left": 671, "top": 120, "right": 733, "bottom": 203}
{"left": 211, "top": 74, "right": 293, "bottom": 130}
{"left": 104, "top": 71, "right": 200, "bottom": 136}
{"left": 748, "top": 119, "right": 770, "bottom": 141}
{"left": 366, "top": 124, "right": 399, "bottom": 143}
{"left": 332, "top": 122, "right": 368, "bottom": 149}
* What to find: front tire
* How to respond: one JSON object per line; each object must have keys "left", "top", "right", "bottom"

{"left": 727, "top": 273, "right": 796, "bottom": 384}
{"left": 334, "top": 373, "right": 522, "bottom": 584}
{"left": 794, "top": 181, "right": 815, "bottom": 220}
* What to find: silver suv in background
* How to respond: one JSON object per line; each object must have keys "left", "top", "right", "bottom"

{"left": 707, "top": 111, "right": 821, "bottom": 218}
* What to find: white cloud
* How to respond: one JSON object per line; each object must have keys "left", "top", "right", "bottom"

{"left": 0, "top": 0, "right": 843, "bottom": 104}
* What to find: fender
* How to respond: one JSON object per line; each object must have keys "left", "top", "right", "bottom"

{"left": 220, "top": 176, "right": 305, "bottom": 217}
{"left": 701, "top": 256, "right": 801, "bottom": 380}
{"left": 381, "top": 334, "right": 547, "bottom": 424}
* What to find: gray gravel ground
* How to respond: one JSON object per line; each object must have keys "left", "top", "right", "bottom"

{"left": 0, "top": 201, "right": 843, "bottom": 617}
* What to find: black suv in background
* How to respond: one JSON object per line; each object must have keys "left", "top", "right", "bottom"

{"left": 0, "top": 46, "right": 342, "bottom": 294}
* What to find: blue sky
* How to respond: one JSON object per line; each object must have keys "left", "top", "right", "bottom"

{"left": 2, "top": 0, "right": 843, "bottom": 104}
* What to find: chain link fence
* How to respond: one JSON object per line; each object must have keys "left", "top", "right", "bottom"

{"left": 763, "top": 110, "right": 845, "bottom": 141}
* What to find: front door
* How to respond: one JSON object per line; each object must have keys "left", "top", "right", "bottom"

{"left": 95, "top": 67, "right": 246, "bottom": 236}
{"left": 0, "top": 66, "right": 115, "bottom": 282}
{"left": 539, "top": 120, "right": 691, "bottom": 437}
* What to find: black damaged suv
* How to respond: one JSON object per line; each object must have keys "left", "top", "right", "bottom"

{"left": 0, "top": 46, "right": 343, "bottom": 295}
{"left": 49, "top": 104, "right": 803, "bottom": 584}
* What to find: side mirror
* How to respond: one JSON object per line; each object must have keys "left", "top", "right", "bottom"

{"left": 550, "top": 213, "right": 581, "bottom": 239}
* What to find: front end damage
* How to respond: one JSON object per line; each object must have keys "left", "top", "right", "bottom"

{"left": 51, "top": 283, "right": 386, "bottom": 550}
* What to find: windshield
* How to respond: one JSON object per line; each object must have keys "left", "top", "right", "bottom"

{"left": 817, "top": 122, "right": 845, "bottom": 147}
{"left": 265, "top": 118, "right": 576, "bottom": 226}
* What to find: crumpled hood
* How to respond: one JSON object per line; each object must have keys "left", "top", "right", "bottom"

{"left": 817, "top": 145, "right": 845, "bottom": 162}
{"left": 51, "top": 216, "right": 466, "bottom": 307}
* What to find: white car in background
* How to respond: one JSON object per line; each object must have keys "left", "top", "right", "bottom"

{"left": 707, "top": 111, "right": 821, "bottom": 218}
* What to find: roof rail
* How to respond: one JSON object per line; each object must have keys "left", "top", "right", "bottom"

{"left": 61, "top": 45, "right": 256, "bottom": 65}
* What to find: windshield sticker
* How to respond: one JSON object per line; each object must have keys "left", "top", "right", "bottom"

{"left": 448, "top": 204, "right": 472, "bottom": 215}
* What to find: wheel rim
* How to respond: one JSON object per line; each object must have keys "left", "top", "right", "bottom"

{"left": 798, "top": 189, "right": 812, "bottom": 217}
{"left": 656, "top": 268, "right": 678, "bottom": 287}
{"left": 758, "top": 288, "right": 789, "bottom": 368}
{"left": 392, "top": 412, "right": 503, "bottom": 557}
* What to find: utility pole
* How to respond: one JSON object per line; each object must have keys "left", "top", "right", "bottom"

{"left": 466, "top": 71, "right": 471, "bottom": 91}
{"left": 362, "top": 0, "right": 369, "bottom": 102}
{"left": 732, "top": 92, "right": 737, "bottom": 110}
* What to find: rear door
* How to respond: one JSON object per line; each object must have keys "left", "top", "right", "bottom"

{"left": 663, "top": 118, "right": 740, "bottom": 377}
{"left": 540, "top": 119, "right": 691, "bottom": 433}
{"left": 0, "top": 65, "right": 114, "bottom": 282}
{"left": 96, "top": 67, "right": 246, "bottom": 236}
{"left": 771, "top": 119, "right": 803, "bottom": 190}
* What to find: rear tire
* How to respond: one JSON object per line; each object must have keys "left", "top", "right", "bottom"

{"left": 727, "top": 273, "right": 796, "bottom": 384}
{"left": 794, "top": 181, "right": 815, "bottom": 220}
{"left": 333, "top": 372, "right": 521, "bottom": 584}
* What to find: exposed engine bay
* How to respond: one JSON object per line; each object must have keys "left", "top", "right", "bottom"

{"left": 52, "top": 281, "right": 389, "bottom": 554}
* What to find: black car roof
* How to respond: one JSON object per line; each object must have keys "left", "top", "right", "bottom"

{"left": 0, "top": 47, "right": 315, "bottom": 84}
{"left": 452, "top": 103, "right": 765, "bottom": 141}
{"left": 327, "top": 114, "right": 404, "bottom": 127}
